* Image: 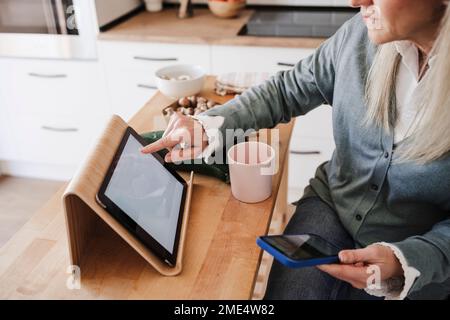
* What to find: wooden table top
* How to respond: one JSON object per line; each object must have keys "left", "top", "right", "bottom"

{"left": 99, "top": 7, "right": 325, "bottom": 49}
{"left": 0, "top": 76, "right": 294, "bottom": 299}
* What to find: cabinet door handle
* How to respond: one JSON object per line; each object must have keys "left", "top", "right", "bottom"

{"left": 41, "top": 126, "right": 78, "bottom": 132}
{"left": 290, "top": 150, "right": 321, "bottom": 155}
{"left": 277, "top": 62, "right": 295, "bottom": 67}
{"left": 133, "top": 56, "right": 178, "bottom": 62}
{"left": 28, "top": 73, "right": 67, "bottom": 78}
{"left": 137, "top": 84, "right": 157, "bottom": 90}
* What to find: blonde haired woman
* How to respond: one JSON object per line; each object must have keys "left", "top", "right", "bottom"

{"left": 142, "top": 0, "right": 450, "bottom": 299}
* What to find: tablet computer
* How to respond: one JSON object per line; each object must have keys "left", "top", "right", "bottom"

{"left": 96, "top": 126, "right": 187, "bottom": 267}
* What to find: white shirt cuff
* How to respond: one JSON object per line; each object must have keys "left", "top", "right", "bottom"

{"left": 364, "top": 242, "right": 421, "bottom": 300}
{"left": 191, "top": 115, "right": 225, "bottom": 164}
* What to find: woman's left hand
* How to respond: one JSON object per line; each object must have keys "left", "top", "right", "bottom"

{"left": 317, "top": 244, "right": 403, "bottom": 289}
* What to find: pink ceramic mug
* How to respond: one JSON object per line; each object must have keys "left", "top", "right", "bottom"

{"left": 227, "top": 141, "right": 276, "bottom": 203}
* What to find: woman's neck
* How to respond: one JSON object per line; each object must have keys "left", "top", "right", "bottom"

{"left": 411, "top": 16, "right": 442, "bottom": 79}
{"left": 413, "top": 37, "right": 436, "bottom": 56}
{"left": 410, "top": 6, "right": 445, "bottom": 55}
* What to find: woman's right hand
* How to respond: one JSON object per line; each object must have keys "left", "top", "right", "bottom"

{"left": 140, "top": 112, "right": 209, "bottom": 162}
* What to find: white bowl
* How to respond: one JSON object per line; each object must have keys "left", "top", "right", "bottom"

{"left": 155, "top": 64, "right": 206, "bottom": 99}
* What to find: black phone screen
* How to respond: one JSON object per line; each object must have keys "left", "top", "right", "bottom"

{"left": 261, "top": 234, "right": 340, "bottom": 260}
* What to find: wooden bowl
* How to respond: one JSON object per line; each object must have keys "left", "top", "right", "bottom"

{"left": 208, "top": 0, "right": 246, "bottom": 19}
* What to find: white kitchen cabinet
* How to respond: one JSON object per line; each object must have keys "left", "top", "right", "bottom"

{"left": 292, "top": 105, "right": 333, "bottom": 140}
{"left": 10, "top": 113, "right": 108, "bottom": 166}
{"left": 4, "top": 59, "right": 108, "bottom": 118}
{"left": 100, "top": 68, "right": 158, "bottom": 121}
{"left": 288, "top": 107, "right": 335, "bottom": 203}
{"left": 288, "top": 136, "right": 335, "bottom": 203}
{"left": 211, "top": 45, "right": 314, "bottom": 75}
{"left": 98, "top": 40, "right": 211, "bottom": 121}
{"left": 0, "top": 59, "right": 17, "bottom": 162}
{"left": 0, "top": 57, "right": 110, "bottom": 180}
{"left": 0, "top": 40, "right": 332, "bottom": 184}
{"left": 289, "top": 135, "right": 335, "bottom": 183}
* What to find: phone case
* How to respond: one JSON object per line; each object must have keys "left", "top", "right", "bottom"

{"left": 256, "top": 237, "right": 339, "bottom": 268}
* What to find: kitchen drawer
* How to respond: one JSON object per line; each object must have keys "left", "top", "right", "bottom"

{"left": 211, "top": 45, "right": 315, "bottom": 75}
{"left": 10, "top": 113, "right": 109, "bottom": 166}
{"left": 3, "top": 59, "right": 109, "bottom": 117}
{"left": 106, "top": 69, "right": 158, "bottom": 121}
{"left": 98, "top": 40, "right": 210, "bottom": 74}
{"left": 288, "top": 137, "right": 335, "bottom": 190}
{"left": 289, "top": 136, "right": 335, "bottom": 160}
{"left": 292, "top": 105, "right": 333, "bottom": 140}
{"left": 99, "top": 41, "right": 210, "bottom": 121}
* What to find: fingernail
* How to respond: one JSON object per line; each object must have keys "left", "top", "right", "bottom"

{"left": 339, "top": 252, "right": 347, "bottom": 263}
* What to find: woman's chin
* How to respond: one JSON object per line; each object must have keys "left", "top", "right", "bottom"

{"left": 367, "top": 30, "right": 392, "bottom": 45}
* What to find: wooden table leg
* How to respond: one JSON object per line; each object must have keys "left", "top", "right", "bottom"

{"left": 252, "top": 153, "right": 290, "bottom": 300}
{"left": 272, "top": 154, "right": 289, "bottom": 233}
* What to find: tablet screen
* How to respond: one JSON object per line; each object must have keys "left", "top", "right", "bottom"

{"left": 103, "top": 132, "right": 184, "bottom": 255}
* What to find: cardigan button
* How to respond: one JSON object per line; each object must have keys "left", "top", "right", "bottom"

{"left": 356, "top": 214, "right": 363, "bottom": 221}
{"left": 384, "top": 151, "right": 390, "bottom": 158}
{"left": 371, "top": 184, "right": 379, "bottom": 191}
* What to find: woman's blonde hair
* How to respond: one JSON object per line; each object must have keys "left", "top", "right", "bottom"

{"left": 364, "top": 3, "right": 450, "bottom": 164}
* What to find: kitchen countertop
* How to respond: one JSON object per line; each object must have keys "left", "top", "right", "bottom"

{"left": 98, "top": 7, "right": 325, "bottom": 49}
{"left": 0, "top": 76, "right": 293, "bottom": 299}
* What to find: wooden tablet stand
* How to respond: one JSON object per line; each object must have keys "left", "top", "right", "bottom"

{"left": 62, "top": 115, "right": 193, "bottom": 276}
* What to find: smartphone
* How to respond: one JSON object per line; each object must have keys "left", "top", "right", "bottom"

{"left": 257, "top": 234, "right": 342, "bottom": 268}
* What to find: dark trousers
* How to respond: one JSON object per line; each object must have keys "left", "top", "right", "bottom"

{"left": 264, "top": 196, "right": 382, "bottom": 300}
